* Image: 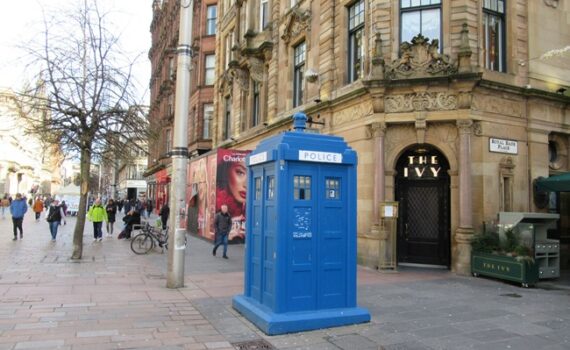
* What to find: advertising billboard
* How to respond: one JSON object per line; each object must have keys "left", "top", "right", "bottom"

{"left": 187, "top": 149, "right": 250, "bottom": 242}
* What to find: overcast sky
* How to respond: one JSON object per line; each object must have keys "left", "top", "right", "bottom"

{"left": 0, "top": 0, "right": 153, "bottom": 104}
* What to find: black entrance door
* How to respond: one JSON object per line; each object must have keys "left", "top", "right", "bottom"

{"left": 395, "top": 147, "right": 450, "bottom": 266}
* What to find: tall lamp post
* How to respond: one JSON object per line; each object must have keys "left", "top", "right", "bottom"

{"left": 167, "top": 0, "right": 194, "bottom": 288}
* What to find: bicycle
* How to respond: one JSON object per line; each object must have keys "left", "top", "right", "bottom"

{"left": 130, "top": 222, "right": 168, "bottom": 255}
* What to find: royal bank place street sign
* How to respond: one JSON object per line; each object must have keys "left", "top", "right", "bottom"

{"left": 489, "top": 138, "right": 518, "bottom": 155}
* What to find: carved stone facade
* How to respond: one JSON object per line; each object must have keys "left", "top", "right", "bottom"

{"left": 210, "top": 0, "right": 570, "bottom": 274}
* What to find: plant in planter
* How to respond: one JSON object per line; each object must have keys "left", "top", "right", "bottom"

{"left": 471, "top": 225, "right": 537, "bottom": 287}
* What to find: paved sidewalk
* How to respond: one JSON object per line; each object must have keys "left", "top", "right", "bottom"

{"left": 0, "top": 212, "right": 569, "bottom": 349}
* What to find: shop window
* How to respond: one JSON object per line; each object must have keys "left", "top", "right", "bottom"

{"left": 294, "top": 175, "right": 311, "bottom": 200}
{"left": 400, "top": 0, "right": 441, "bottom": 49}
{"left": 483, "top": 0, "right": 506, "bottom": 72}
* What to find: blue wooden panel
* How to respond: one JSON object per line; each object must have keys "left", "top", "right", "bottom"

{"left": 262, "top": 167, "right": 276, "bottom": 309}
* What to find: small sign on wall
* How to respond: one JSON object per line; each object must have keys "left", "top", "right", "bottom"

{"left": 489, "top": 138, "right": 518, "bottom": 155}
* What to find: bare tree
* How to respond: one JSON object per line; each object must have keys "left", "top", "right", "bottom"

{"left": 16, "top": 0, "right": 154, "bottom": 259}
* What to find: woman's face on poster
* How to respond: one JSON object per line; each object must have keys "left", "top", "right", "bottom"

{"left": 228, "top": 162, "right": 247, "bottom": 204}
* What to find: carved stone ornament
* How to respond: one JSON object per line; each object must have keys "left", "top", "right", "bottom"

{"left": 385, "top": 92, "right": 457, "bottom": 113}
{"left": 247, "top": 57, "right": 266, "bottom": 83}
{"left": 228, "top": 66, "right": 250, "bottom": 91}
{"left": 386, "top": 34, "right": 457, "bottom": 80}
{"left": 544, "top": 0, "right": 559, "bottom": 8}
{"left": 281, "top": 8, "right": 311, "bottom": 44}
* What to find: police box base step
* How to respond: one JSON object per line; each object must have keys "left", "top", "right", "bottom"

{"left": 233, "top": 295, "right": 371, "bottom": 336}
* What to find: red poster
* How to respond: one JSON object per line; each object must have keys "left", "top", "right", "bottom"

{"left": 215, "top": 149, "right": 250, "bottom": 242}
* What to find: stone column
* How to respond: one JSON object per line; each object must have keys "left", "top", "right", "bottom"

{"left": 370, "top": 122, "right": 387, "bottom": 223}
{"left": 455, "top": 119, "right": 474, "bottom": 275}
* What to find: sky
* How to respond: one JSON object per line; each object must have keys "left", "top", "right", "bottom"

{"left": 0, "top": 0, "right": 153, "bottom": 104}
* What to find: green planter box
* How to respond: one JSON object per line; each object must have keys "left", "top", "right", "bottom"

{"left": 472, "top": 252, "right": 538, "bottom": 287}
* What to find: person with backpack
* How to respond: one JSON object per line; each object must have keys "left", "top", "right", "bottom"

{"left": 46, "top": 199, "right": 65, "bottom": 241}
{"left": 87, "top": 198, "right": 108, "bottom": 242}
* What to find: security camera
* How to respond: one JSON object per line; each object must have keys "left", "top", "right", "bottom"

{"left": 305, "top": 68, "right": 319, "bottom": 83}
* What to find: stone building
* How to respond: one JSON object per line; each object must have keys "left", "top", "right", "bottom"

{"left": 212, "top": 0, "right": 570, "bottom": 274}
{"left": 0, "top": 89, "right": 63, "bottom": 197}
{"left": 146, "top": 0, "right": 218, "bottom": 211}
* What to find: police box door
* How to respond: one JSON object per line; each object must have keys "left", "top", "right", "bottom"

{"left": 395, "top": 147, "right": 450, "bottom": 267}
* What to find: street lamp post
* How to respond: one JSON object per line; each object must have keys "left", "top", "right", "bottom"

{"left": 167, "top": 0, "right": 194, "bottom": 288}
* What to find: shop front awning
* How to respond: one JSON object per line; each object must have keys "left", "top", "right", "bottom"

{"left": 536, "top": 173, "right": 570, "bottom": 192}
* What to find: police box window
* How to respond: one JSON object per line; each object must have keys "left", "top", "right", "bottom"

{"left": 255, "top": 177, "right": 262, "bottom": 200}
{"left": 267, "top": 176, "right": 275, "bottom": 200}
{"left": 325, "top": 178, "right": 340, "bottom": 200}
{"left": 294, "top": 175, "right": 311, "bottom": 200}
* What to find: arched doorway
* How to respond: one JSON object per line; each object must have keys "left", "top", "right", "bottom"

{"left": 395, "top": 145, "right": 450, "bottom": 267}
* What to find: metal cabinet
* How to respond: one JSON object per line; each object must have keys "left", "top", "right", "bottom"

{"left": 498, "top": 212, "right": 560, "bottom": 279}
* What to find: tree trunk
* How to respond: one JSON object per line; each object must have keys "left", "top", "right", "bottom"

{"left": 71, "top": 147, "right": 91, "bottom": 260}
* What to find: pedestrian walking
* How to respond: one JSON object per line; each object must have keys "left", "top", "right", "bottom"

{"left": 159, "top": 203, "right": 170, "bottom": 230}
{"left": 46, "top": 199, "right": 65, "bottom": 241}
{"left": 105, "top": 199, "right": 117, "bottom": 237}
{"left": 117, "top": 199, "right": 124, "bottom": 213}
{"left": 1, "top": 194, "right": 9, "bottom": 219}
{"left": 87, "top": 198, "right": 108, "bottom": 242}
{"left": 9, "top": 193, "right": 28, "bottom": 240}
{"left": 32, "top": 197, "right": 44, "bottom": 221}
{"left": 212, "top": 204, "right": 232, "bottom": 259}
{"left": 146, "top": 199, "right": 153, "bottom": 218}
{"left": 60, "top": 200, "right": 68, "bottom": 216}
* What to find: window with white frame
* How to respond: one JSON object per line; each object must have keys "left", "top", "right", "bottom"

{"left": 348, "top": 0, "right": 365, "bottom": 83}
{"left": 205, "top": 54, "right": 215, "bottom": 85}
{"left": 203, "top": 104, "right": 213, "bottom": 139}
{"left": 483, "top": 0, "right": 506, "bottom": 72}
{"left": 293, "top": 41, "right": 306, "bottom": 108}
{"left": 260, "top": 0, "right": 269, "bottom": 31}
{"left": 206, "top": 5, "right": 217, "bottom": 36}
{"left": 290, "top": 0, "right": 298, "bottom": 8}
{"left": 400, "top": 0, "right": 441, "bottom": 49}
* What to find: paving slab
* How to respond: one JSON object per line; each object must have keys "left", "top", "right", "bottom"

{"left": 0, "top": 212, "right": 569, "bottom": 349}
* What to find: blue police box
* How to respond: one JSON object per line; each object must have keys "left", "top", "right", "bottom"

{"left": 232, "top": 112, "right": 371, "bottom": 335}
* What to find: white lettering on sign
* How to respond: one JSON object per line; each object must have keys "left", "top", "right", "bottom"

{"left": 404, "top": 155, "right": 442, "bottom": 179}
{"left": 299, "top": 150, "right": 342, "bottom": 163}
{"left": 489, "top": 138, "right": 518, "bottom": 155}
{"left": 249, "top": 152, "right": 268, "bottom": 165}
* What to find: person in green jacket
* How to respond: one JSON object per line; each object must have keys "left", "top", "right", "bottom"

{"left": 87, "top": 198, "right": 108, "bottom": 242}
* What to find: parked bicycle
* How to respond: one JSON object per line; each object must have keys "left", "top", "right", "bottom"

{"left": 130, "top": 222, "right": 168, "bottom": 255}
